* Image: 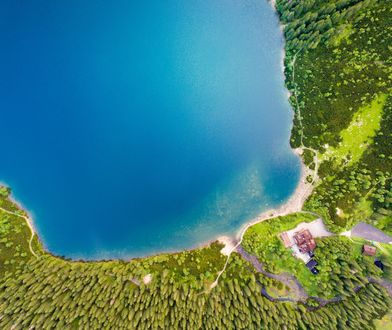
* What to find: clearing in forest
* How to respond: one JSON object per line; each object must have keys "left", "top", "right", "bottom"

{"left": 322, "top": 93, "right": 388, "bottom": 165}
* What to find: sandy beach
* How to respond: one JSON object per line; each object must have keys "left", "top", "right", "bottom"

{"left": 218, "top": 2, "right": 311, "bottom": 257}
{"left": 219, "top": 148, "right": 315, "bottom": 255}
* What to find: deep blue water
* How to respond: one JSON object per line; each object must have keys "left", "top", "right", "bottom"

{"left": 0, "top": 0, "right": 300, "bottom": 259}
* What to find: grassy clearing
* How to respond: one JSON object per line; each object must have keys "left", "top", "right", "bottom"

{"left": 294, "top": 0, "right": 392, "bottom": 235}
{"left": 329, "top": 24, "right": 354, "bottom": 47}
{"left": 374, "top": 310, "right": 392, "bottom": 330}
{"left": 242, "top": 212, "right": 317, "bottom": 277}
{"left": 243, "top": 213, "right": 384, "bottom": 298}
{"left": 242, "top": 213, "right": 321, "bottom": 294}
{"left": 245, "top": 212, "right": 317, "bottom": 238}
{"left": 322, "top": 93, "right": 387, "bottom": 165}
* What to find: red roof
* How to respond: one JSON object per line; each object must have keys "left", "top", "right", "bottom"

{"left": 362, "top": 245, "right": 376, "bottom": 256}
{"left": 294, "top": 230, "right": 316, "bottom": 253}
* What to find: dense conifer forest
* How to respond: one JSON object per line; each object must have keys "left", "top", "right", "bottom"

{"left": 1, "top": 0, "right": 391, "bottom": 329}
{"left": 1, "top": 193, "right": 391, "bottom": 329}
{"left": 278, "top": 0, "right": 392, "bottom": 233}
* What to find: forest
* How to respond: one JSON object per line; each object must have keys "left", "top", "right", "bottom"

{"left": 242, "top": 213, "right": 391, "bottom": 299}
{"left": 1, "top": 0, "right": 391, "bottom": 328}
{"left": 277, "top": 0, "right": 392, "bottom": 233}
{"left": 1, "top": 194, "right": 391, "bottom": 329}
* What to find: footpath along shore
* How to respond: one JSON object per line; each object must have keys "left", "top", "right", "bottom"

{"left": 218, "top": 147, "right": 315, "bottom": 256}
{"left": 210, "top": 147, "right": 316, "bottom": 289}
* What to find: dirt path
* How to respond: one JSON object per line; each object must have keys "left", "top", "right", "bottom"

{"left": 210, "top": 239, "right": 242, "bottom": 289}
{"left": 290, "top": 50, "right": 320, "bottom": 184}
{"left": 208, "top": 26, "right": 392, "bottom": 306}
{"left": 236, "top": 245, "right": 308, "bottom": 301}
{"left": 209, "top": 58, "right": 387, "bottom": 295}
{"left": 207, "top": 47, "right": 321, "bottom": 292}
{"left": 0, "top": 206, "right": 38, "bottom": 258}
{"left": 210, "top": 174, "right": 317, "bottom": 290}
{"left": 236, "top": 244, "right": 392, "bottom": 309}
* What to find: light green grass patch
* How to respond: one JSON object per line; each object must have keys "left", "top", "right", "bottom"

{"left": 376, "top": 242, "right": 392, "bottom": 281}
{"left": 376, "top": 215, "right": 392, "bottom": 236}
{"left": 246, "top": 212, "right": 317, "bottom": 238}
{"left": 374, "top": 310, "right": 392, "bottom": 330}
{"left": 242, "top": 213, "right": 323, "bottom": 296}
{"left": 321, "top": 93, "right": 387, "bottom": 165}
{"left": 329, "top": 24, "right": 354, "bottom": 47}
{"left": 244, "top": 215, "right": 384, "bottom": 299}
{"left": 344, "top": 198, "right": 374, "bottom": 228}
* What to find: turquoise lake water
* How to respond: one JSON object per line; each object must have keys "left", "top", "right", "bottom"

{"left": 0, "top": 0, "right": 300, "bottom": 259}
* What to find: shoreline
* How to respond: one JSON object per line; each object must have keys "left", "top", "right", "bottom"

{"left": 217, "top": 0, "right": 315, "bottom": 254}
{"left": 238, "top": 149, "right": 314, "bottom": 239}
{"left": 218, "top": 148, "right": 314, "bottom": 255}
{"left": 0, "top": 0, "right": 310, "bottom": 262}
{"left": 0, "top": 180, "right": 37, "bottom": 236}
{"left": 0, "top": 181, "right": 40, "bottom": 257}
{"left": 269, "top": 0, "right": 276, "bottom": 10}
{"left": 2, "top": 139, "right": 313, "bottom": 261}
{"left": 0, "top": 154, "right": 314, "bottom": 261}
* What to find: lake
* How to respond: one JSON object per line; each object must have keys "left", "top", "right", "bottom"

{"left": 0, "top": 0, "right": 301, "bottom": 259}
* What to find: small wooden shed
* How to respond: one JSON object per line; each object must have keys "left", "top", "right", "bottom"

{"left": 362, "top": 245, "right": 376, "bottom": 256}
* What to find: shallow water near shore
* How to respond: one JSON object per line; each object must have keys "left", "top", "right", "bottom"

{"left": 0, "top": 0, "right": 300, "bottom": 259}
